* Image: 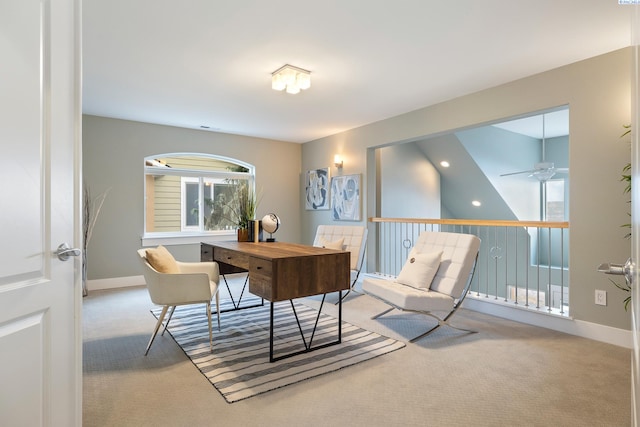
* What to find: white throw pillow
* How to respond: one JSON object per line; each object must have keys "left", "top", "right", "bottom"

{"left": 318, "top": 236, "right": 344, "bottom": 250}
{"left": 395, "top": 251, "right": 443, "bottom": 289}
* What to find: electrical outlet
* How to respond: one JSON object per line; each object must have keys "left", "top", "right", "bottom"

{"left": 595, "top": 289, "right": 607, "bottom": 306}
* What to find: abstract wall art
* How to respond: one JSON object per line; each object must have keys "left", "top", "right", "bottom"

{"left": 330, "top": 174, "right": 361, "bottom": 221}
{"left": 305, "top": 167, "right": 330, "bottom": 210}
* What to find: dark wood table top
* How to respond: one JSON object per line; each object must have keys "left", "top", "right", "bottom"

{"left": 209, "top": 240, "right": 348, "bottom": 259}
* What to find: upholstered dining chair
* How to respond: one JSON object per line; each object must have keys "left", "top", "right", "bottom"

{"left": 313, "top": 225, "right": 368, "bottom": 302}
{"left": 362, "top": 231, "right": 480, "bottom": 342}
{"left": 137, "top": 246, "right": 221, "bottom": 355}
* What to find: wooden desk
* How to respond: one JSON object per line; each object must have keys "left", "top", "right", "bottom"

{"left": 201, "top": 241, "right": 350, "bottom": 361}
{"left": 202, "top": 241, "right": 350, "bottom": 300}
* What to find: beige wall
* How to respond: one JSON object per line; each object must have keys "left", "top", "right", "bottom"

{"left": 302, "top": 48, "right": 632, "bottom": 330}
{"left": 83, "top": 116, "right": 302, "bottom": 280}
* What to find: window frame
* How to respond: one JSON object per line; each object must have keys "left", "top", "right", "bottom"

{"left": 544, "top": 178, "right": 566, "bottom": 222}
{"left": 142, "top": 153, "right": 255, "bottom": 246}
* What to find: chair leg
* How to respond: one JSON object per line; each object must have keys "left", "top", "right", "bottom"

{"left": 335, "top": 287, "right": 360, "bottom": 304}
{"left": 215, "top": 291, "right": 221, "bottom": 331}
{"left": 145, "top": 305, "right": 169, "bottom": 356}
{"left": 161, "top": 306, "right": 176, "bottom": 336}
{"left": 409, "top": 321, "right": 477, "bottom": 343}
{"left": 409, "top": 323, "right": 441, "bottom": 343}
{"left": 335, "top": 289, "right": 351, "bottom": 304}
{"left": 206, "top": 302, "right": 213, "bottom": 353}
{"left": 335, "top": 272, "right": 361, "bottom": 305}
{"left": 371, "top": 306, "right": 395, "bottom": 319}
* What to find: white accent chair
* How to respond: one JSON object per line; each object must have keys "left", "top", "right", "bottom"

{"left": 137, "top": 248, "right": 221, "bottom": 355}
{"left": 362, "top": 231, "right": 480, "bottom": 342}
{"left": 313, "top": 225, "right": 368, "bottom": 301}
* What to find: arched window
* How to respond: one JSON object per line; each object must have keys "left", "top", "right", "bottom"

{"left": 142, "top": 153, "right": 254, "bottom": 245}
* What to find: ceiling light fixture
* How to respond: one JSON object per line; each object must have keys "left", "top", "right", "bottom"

{"left": 271, "top": 64, "right": 311, "bottom": 94}
{"left": 440, "top": 161, "right": 450, "bottom": 168}
{"left": 472, "top": 200, "right": 482, "bottom": 207}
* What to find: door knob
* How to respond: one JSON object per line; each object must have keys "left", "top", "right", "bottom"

{"left": 597, "top": 257, "right": 633, "bottom": 286}
{"left": 56, "top": 243, "right": 81, "bottom": 261}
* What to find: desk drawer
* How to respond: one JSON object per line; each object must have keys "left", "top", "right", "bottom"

{"left": 249, "top": 273, "right": 272, "bottom": 300}
{"left": 200, "top": 244, "right": 213, "bottom": 262}
{"left": 249, "top": 257, "right": 273, "bottom": 300}
{"left": 249, "top": 257, "right": 272, "bottom": 276}
{"left": 214, "top": 247, "right": 250, "bottom": 269}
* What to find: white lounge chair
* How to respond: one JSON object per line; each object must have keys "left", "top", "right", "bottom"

{"left": 362, "top": 231, "right": 480, "bottom": 342}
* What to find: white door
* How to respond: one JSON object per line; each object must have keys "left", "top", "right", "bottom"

{"left": 0, "top": 0, "right": 81, "bottom": 425}
{"left": 632, "top": 6, "right": 640, "bottom": 426}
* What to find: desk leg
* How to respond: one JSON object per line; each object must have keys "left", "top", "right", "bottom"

{"left": 213, "top": 274, "right": 264, "bottom": 313}
{"left": 268, "top": 291, "right": 344, "bottom": 363}
{"left": 269, "top": 302, "right": 275, "bottom": 363}
{"left": 338, "top": 290, "right": 342, "bottom": 343}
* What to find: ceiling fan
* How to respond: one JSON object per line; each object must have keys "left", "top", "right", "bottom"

{"left": 500, "top": 161, "right": 568, "bottom": 182}
{"left": 500, "top": 113, "right": 568, "bottom": 183}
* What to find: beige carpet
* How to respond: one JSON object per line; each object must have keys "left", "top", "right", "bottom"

{"left": 83, "top": 276, "right": 631, "bottom": 426}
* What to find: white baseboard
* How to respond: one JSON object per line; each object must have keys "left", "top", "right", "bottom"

{"left": 463, "top": 296, "right": 632, "bottom": 349}
{"left": 361, "top": 273, "right": 631, "bottom": 348}
{"left": 87, "top": 275, "right": 145, "bottom": 292}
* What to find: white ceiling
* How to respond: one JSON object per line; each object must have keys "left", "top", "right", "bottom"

{"left": 492, "top": 108, "right": 569, "bottom": 139}
{"left": 82, "top": 1, "right": 633, "bottom": 144}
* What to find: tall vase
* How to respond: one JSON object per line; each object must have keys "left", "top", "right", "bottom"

{"left": 248, "top": 220, "right": 263, "bottom": 242}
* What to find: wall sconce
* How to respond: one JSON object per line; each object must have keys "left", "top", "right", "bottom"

{"left": 271, "top": 64, "right": 311, "bottom": 95}
{"left": 334, "top": 155, "right": 343, "bottom": 169}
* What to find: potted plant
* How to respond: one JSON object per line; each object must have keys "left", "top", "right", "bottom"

{"left": 230, "top": 183, "right": 257, "bottom": 241}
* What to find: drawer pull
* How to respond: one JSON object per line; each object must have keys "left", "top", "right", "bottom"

{"left": 256, "top": 266, "right": 262, "bottom": 270}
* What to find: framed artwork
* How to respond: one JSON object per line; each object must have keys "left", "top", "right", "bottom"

{"left": 305, "top": 167, "right": 330, "bottom": 210}
{"left": 330, "top": 174, "right": 361, "bottom": 221}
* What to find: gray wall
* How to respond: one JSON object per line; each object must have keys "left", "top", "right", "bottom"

{"left": 379, "top": 143, "right": 440, "bottom": 218}
{"left": 301, "top": 48, "right": 632, "bottom": 330}
{"left": 456, "top": 126, "right": 542, "bottom": 220}
{"left": 83, "top": 116, "right": 302, "bottom": 279}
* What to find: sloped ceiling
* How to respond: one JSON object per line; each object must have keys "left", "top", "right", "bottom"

{"left": 415, "top": 133, "right": 519, "bottom": 221}
{"left": 412, "top": 109, "right": 569, "bottom": 221}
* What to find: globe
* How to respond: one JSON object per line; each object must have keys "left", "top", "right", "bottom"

{"left": 261, "top": 213, "right": 280, "bottom": 242}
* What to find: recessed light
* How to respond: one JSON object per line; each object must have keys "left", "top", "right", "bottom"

{"left": 440, "top": 161, "right": 450, "bottom": 168}
{"left": 472, "top": 200, "right": 481, "bottom": 207}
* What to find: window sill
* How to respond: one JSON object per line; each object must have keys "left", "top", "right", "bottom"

{"left": 141, "top": 231, "right": 237, "bottom": 247}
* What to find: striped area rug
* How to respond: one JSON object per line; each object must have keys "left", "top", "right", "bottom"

{"left": 152, "top": 298, "right": 405, "bottom": 403}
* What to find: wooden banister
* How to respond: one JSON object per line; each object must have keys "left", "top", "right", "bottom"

{"left": 369, "top": 217, "right": 569, "bottom": 229}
